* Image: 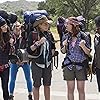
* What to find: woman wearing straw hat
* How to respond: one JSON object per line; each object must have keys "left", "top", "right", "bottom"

{"left": 27, "top": 15, "right": 55, "bottom": 100}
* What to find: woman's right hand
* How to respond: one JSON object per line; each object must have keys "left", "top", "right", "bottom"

{"left": 62, "top": 39, "right": 68, "bottom": 46}
{"left": 9, "top": 38, "right": 14, "bottom": 46}
{"left": 39, "top": 37, "right": 46, "bottom": 44}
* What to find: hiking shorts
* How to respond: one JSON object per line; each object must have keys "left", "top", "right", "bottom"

{"left": 63, "top": 65, "right": 87, "bottom": 81}
{"left": 31, "top": 62, "right": 52, "bottom": 87}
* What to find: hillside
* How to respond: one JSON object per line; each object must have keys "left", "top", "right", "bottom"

{"left": 0, "top": 0, "right": 38, "bottom": 12}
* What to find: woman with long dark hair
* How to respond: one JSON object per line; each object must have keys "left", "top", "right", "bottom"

{"left": 0, "top": 16, "right": 12, "bottom": 100}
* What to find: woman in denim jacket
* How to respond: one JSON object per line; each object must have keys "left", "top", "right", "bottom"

{"left": 9, "top": 21, "right": 33, "bottom": 100}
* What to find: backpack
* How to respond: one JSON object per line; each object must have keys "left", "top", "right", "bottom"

{"left": 0, "top": 10, "right": 8, "bottom": 20}
{"left": 80, "top": 32, "right": 93, "bottom": 81}
{"left": 8, "top": 13, "right": 17, "bottom": 24}
{"left": 56, "top": 17, "right": 66, "bottom": 45}
{"left": 27, "top": 31, "right": 59, "bottom": 69}
{"left": 0, "top": 10, "right": 18, "bottom": 27}
{"left": 0, "top": 10, "right": 10, "bottom": 25}
{"left": 23, "top": 10, "right": 48, "bottom": 24}
{"left": 23, "top": 10, "right": 49, "bottom": 37}
{"left": 28, "top": 31, "right": 54, "bottom": 58}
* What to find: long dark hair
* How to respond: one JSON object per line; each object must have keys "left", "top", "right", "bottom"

{"left": 0, "top": 26, "right": 10, "bottom": 48}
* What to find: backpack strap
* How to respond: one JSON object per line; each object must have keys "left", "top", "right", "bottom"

{"left": 28, "top": 46, "right": 43, "bottom": 59}
{"left": 32, "top": 31, "right": 39, "bottom": 42}
{"left": 80, "top": 32, "right": 93, "bottom": 82}
{"left": 80, "top": 32, "right": 91, "bottom": 47}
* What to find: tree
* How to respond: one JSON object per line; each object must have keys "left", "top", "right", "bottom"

{"left": 63, "top": 0, "right": 100, "bottom": 30}
{"left": 15, "top": 9, "right": 23, "bottom": 22}
{"left": 38, "top": 1, "right": 56, "bottom": 16}
{"left": 38, "top": 0, "right": 100, "bottom": 30}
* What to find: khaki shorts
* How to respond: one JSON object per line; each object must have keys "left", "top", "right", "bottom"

{"left": 63, "top": 65, "right": 87, "bottom": 81}
{"left": 31, "top": 62, "right": 52, "bottom": 87}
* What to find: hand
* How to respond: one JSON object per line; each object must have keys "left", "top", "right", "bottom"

{"left": 35, "top": 41, "right": 41, "bottom": 46}
{"left": 9, "top": 38, "right": 14, "bottom": 46}
{"left": 16, "top": 59, "right": 22, "bottom": 66}
{"left": 62, "top": 39, "right": 68, "bottom": 46}
{"left": 39, "top": 37, "right": 46, "bottom": 44}
{"left": 79, "top": 40, "right": 86, "bottom": 48}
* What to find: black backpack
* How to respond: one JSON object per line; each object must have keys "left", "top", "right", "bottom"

{"left": 80, "top": 32, "right": 93, "bottom": 81}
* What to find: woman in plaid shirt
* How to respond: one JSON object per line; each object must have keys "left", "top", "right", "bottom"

{"left": 61, "top": 17, "right": 91, "bottom": 100}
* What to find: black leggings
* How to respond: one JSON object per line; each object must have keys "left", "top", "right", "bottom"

{"left": 96, "top": 68, "right": 100, "bottom": 92}
{"left": 0, "top": 67, "right": 9, "bottom": 100}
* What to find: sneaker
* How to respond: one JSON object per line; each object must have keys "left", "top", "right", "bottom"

{"left": 9, "top": 95, "right": 14, "bottom": 100}
{"left": 28, "top": 94, "right": 33, "bottom": 100}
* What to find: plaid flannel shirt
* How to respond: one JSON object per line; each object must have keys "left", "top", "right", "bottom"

{"left": 62, "top": 32, "right": 90, "bottom": 70}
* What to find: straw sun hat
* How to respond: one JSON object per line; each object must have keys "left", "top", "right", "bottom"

{"left": 33, "top": 15, "right": 52, "bottom": 27}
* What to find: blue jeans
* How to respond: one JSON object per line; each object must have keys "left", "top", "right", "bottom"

{"left": 9, "top": 63, "right": 32, "bottom": 94}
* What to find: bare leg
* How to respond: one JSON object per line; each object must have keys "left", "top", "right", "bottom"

{"left": 67, "top": 81, "right": 75, "bottom": 100}
{"left": 33, "top": 87, "right": 40, "bottom": 100}
{"left": 44, "top": 86, "right": 50, "bottom": 100}
{"left": 77, "top": 81, "right": 85, "bottom": 100}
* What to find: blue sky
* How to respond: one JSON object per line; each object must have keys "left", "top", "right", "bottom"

{"left": 0, "top": 0, "right": 45, "bottom": 3}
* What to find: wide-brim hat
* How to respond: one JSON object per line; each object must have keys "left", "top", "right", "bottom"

{"left": 33, "top": 15, "right": 52, "bottom": 27}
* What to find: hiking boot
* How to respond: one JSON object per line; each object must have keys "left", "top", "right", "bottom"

{"left": 9, "top": 95, "right": 14, "bottom": 100}
{"left": 28, "top": 94, "right": 33, "bottom": 100}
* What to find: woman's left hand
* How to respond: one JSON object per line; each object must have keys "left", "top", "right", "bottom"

{"left": 79, "top": 39, "right": 90, "bottom": 55}
{"left": 79, "top": 40, "right": 86, "bottom": 48}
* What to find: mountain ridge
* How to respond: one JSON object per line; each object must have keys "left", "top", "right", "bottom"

{"left": 0, "top": 0, "right": 39, "bottom": 12}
